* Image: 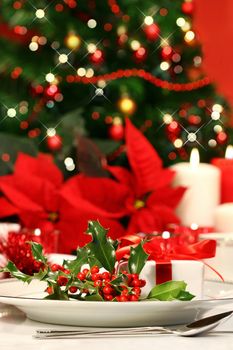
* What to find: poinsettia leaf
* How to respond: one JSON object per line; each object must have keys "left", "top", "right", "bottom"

{"left": 147, "top": 281, "right": 187, "bottom": 301}
{"left": 128, "top": 242, "right": 149, "bottom": 274}
{"left": 125, "top": 118, "right": 165, "bottom": 196}
{"left": 86, "top": 221, "right": 116, "bottom": 272}
{"left": 28, "top": 242, "right": 47, "bottom": 264}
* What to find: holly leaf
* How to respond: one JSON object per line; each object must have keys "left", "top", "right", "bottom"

{"left": 128, "top": 243, "right": 149, "bottom": 274}
{"left": 177, "top": 290, "right": 195, "bottom": 301}
{"left": 45, "top": 284, "right": 69, "bottom": 300}
{"left": 85, "top": 293, "right": 104, "bottom": 301}
{"left": 28, "top": 242, "right": 47, "bottom": 264}
{"left": 110, "top": 274, "right": 125, "bottom": 286}
{"left": 86, "top": 221, "right": 116, "bottom": 272}
{"left": 2, "top": 261, "right": 31, "bottom": 282}
{"left": 65, "top": 247, "right": 89, "bottom": 275}
{"left": 147, "top": 281, "right": 189, "bottom": 301}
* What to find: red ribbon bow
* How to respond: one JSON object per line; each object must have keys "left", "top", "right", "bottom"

{"left": 116, "top": 234, "right": 220, "bottom": 284}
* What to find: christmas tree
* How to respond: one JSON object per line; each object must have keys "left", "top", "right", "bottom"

{"left": 0, "top": 0, "right": 232, "bottom": 177}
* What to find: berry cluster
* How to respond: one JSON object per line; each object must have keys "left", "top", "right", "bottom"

{"left": 46, "top": 264, "right": 146, "bottom": 302}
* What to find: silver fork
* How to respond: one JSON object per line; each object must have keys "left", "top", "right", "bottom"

{"left": 35, "top": 310, "right": 233, "bottom": 338}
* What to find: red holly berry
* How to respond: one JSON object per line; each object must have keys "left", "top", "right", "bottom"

{"left": 129, "top": 295, "right": 139, "bottom": 302}
{"left": 118, "top": 295, "right": 129, "bottom": 302}
{"left": 91, "top": 273, "right": 101, "bottom": 281}
{"left": 139, "top": 279, "right": 146, "bottom": 287}
{"left": 91, "top": 265, "right": 99, "bottom": 274}
{"left": 101, "top": 271, "right": 111, "bottom": 280}
{"left": 63, "top": 269, "right": 70, "bottom": 275}
{"left": 50, "top": 263, "right": 62, "bottom": 272}
{"left": 69, "top": 286, "right": 78, "bottom": 293}
{"left": 46, "top": 286, "right": 53, "bottom": 294}
{"left": 132, "top": 287, "right": 141, "bottom": 296}
{"left": 131, "top": 274, "right": 139, "bottom": 280}
{"left": 57, "top": 275, "right": 68, "bottom": 286}
{"left": 94, "top": 280, "right": 102, "bottom": 287}
{"left": 77, "top": 272, "right": 85, "bottom": 281}
{"left": 104, "top": 294, "right": 113, "bottom": 301}
{"left": 130, "top": 279, "right": 141, "bottom": 287}
{"left": 82, "top": 268, "right": 89, "bottom": 276}
{"left": 121, "top": 289, "right": 129, "bottom": 296}
{"left": 102, "top": 286, "right": 114, "bottom": 295}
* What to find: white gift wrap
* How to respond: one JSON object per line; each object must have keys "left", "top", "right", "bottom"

{"left": 121, "top": 260, "right": 204, "bottom": 299}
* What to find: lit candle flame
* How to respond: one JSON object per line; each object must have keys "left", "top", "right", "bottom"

{"left": 225, "top": 145, "right": 233, "bottom": 159}
{"left": 190, "top": 148, "right": 200, "bottom": 168}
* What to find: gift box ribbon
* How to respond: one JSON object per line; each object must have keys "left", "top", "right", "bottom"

{"left": 116, "top": 234, "right": 220, "bottom": 283}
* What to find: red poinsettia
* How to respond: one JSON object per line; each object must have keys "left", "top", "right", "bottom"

{"left": 0, "top": 153, "right": 125, "bottom": 253}
{"left": 106, "top": 119, "right": 185, "bottom": 234}
{"left": 61, "top": 119, "right": 185, "bottom": 237}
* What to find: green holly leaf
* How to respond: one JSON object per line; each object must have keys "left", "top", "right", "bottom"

{"left": 2, "top": 261, "right": 32, "bottom": 282}
{"left": 85, "top": 293, "right": 104, "bottom": 301}
{"left": 65, "top": 247, "right": 89, "bottom": 275}
{"left": 28, "top": 242, "right": 47, "bottom": 264}
{"left": 147, "top": 281, "right": 189, "bottom": 301}
{"left": 110, "top": 274, "right": 125, "bottom": 286}
{"left": 86, "top": 221, "right": 116, "bottom": 272}
{"left": 128, "top": 243, "right": 149, "bottom": 274}
{"left": 177, "top": 290, "right": 195, "bottom": 301}
{"left": 45, "top": 285, "right": 69, "bottom": 300}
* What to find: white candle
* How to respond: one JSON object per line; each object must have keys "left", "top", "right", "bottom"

{"left": 171, "top": 148, "right": 220, "bottom": 227}
{"left": 214, "top": 203, "right": 233, "bottom": 232}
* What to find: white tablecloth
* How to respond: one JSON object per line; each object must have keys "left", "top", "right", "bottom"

{"left": 1, "top": 303, "right": 233, "bottom": 350}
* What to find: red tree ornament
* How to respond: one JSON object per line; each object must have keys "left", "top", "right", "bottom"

{"left": 44, "top": 84, "right": 59, "bottom": 99}
{"left": 46, "top": 135, "right": 63, "bottom": 151}
{"left": 143, "top": 23, "right": 160, "bottom": 41}
{"left": 181, "top": 1, "right": 194, "bottom": 16}
{"left": 133, "top": 47, "right": 147, "bottom": 62}
{"left": 109, "top": 123, "right": 124, "bottom": 140}
{"left": 89, "top": 49, "right": 104, "bottom": 64}
{"left": 161, "top": 46, "right": 173, "bottom": 60}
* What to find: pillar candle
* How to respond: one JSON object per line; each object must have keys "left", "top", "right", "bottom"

{"left": 212, "top": 145, "right": 233, "bottom": 203}
{"left": 171, "top": 148, "right": 220, "bottom": 227}
{"left": 214, "top": 203, "right": 233, "bottom": 232}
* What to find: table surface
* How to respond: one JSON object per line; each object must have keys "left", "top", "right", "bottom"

{"left": 1, "top": 303, "right": 233, "bottom": 350}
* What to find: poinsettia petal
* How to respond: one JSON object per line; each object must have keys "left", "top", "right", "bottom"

{"left": 60, "top": 175, "right": 129, "bottom": 218}
{"left": 147, "top": 186, "right": 186, "bottom": 209}
{"left": 0, "top": 197, "right": 19, "bottom": 218}
{"left": 58, "top": 201, "right": 125, "bottom": 253}
{"left": 106, "top": 166, "right": 133, "bottom": 188}
{"left": 0, "top": 173, "right": 58, "bottom": 213}
{"left": 0, "top": 176, "right": 44, "bottom": 213}
{"left": 125, "top": 119, "right": 172, "bottom": 196}
{"left": 127, "top": 209, "right": 161, "bottom": 234}
{"left": 150, "top": 205, "right": 180, "bottom": 230}
{"left": 126, "top": 206, "right": 180, "bottom": 234}
{"left": 15, "top": 152, "right": 63, "bottom": 187}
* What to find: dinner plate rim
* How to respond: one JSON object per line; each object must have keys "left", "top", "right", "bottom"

{"left": 0, "top": 278, "right": 231, "bottom": 305}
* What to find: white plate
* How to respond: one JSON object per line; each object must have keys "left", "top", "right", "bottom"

{"left": 0, "top": 279, "right": 233, "bottom": 327}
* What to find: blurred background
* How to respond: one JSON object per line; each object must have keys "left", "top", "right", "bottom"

{"left": 0, "top": 0, "right": 233, "bottom": 176}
